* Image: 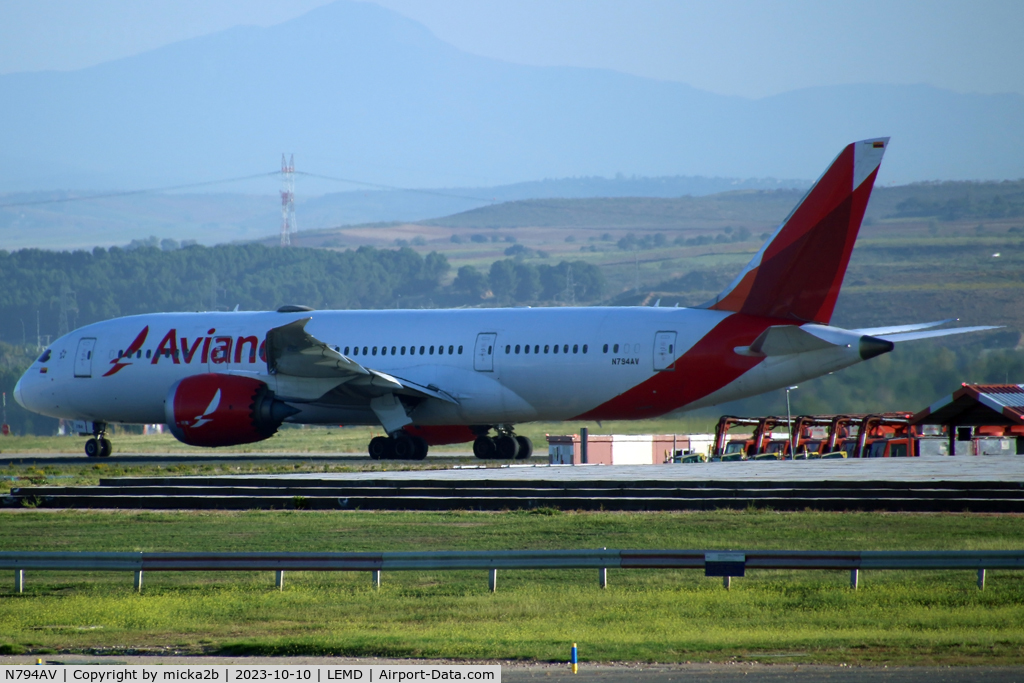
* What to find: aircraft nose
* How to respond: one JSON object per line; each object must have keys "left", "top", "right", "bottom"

{"left": 13, "top": 374, "right": 27, "bottom": 409}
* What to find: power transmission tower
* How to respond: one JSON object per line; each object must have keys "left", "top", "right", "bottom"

{"left": 564, "top": 265, "right": 576, "bottom": 306}
{"left": 280, "top": 153, "right": 297, "bottom": 247}
{"left": 54, "top": 279, "right": 78, "bottom": 337}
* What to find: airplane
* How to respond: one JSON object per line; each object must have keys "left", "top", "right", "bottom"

{"left": 14, "top": 138, "right": 997, "bottom": 459}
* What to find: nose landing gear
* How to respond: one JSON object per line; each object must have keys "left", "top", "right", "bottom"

{"left": 85, "top": 422, "right": 112, "bottom": 458}
{"left": 473, "top": 425, "right": 532, "bottom": 460}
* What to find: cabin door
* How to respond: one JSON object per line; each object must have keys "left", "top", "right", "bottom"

{"left": 474, "top": 333, "right": 496, "bottom": 372}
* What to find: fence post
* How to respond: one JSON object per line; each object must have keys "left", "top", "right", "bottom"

{"left": 723, "top": 576, "right": 731, "bottom": 590}
{"left": 275, "top": 570, "right": 285, "bottom": 591}
{"left": 371, "top": 570, "right": 381, "bottom": 589}
{"left": 489, "top": 568, "right": 497, "bottom": 593}
{"left": 599, "top": 567, "right": 607, "bottom": 589}
{"left": 850, "top": 569, "right": 859, "bottom": 590}
{"left": 14, "top": 569, "right": 24, "bottom": 594}
{"left": 978, "top": 568, "right": 986, "bottom": 591}
{"left": 134, "top": 570, "right": 143, "bottom": 593}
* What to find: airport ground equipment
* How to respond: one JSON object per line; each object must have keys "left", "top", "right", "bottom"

{"left": 2, "top": 549, "right": 1021, "bottom": 594}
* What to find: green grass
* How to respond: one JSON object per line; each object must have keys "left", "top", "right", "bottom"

{"left": 1, "top": 509, "right": 1023, "bottom": 664}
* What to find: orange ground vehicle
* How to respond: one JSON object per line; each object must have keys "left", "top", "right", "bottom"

{"left": 713, "top": 412, "right": 952, "bottom": 459}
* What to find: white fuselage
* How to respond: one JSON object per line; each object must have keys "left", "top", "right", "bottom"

{"left": 15, "top": 306, "right": 869, "bottom": 428}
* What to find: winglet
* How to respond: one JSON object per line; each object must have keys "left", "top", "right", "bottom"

{"left": 700, "top": 138, "right": 889, "bottom": 324}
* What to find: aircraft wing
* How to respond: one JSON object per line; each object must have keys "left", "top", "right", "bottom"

{"left": 265, "top": 318, "right": 457, "bottom": 404}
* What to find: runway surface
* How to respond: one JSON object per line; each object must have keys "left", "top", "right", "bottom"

{"left": 7, "top": 456, "right": 1024, "bottom": 511}
{"left": 1, "top": 657, "right": 1021, "bottom": 682}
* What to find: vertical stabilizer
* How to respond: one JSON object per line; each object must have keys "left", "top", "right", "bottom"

{"left": 700, "top": 138, "right": 888, "bottom": 324}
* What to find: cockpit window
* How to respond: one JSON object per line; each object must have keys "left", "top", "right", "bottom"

{"left": 38, "top": 349, "right": 52, "bottom": 363}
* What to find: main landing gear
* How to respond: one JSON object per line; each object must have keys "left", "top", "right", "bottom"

{"left": 84, "top": 422, "right": 112, "bottom": 458}
{"left": 473, "top": 426, "right": 533, "bottom": 460}
{"left": 368, "top": 433, "right": 429, "bottom": 461}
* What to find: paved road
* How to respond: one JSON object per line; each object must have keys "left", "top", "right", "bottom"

{"left": 1, "top": 657, "right": 1021, "bottom": 682}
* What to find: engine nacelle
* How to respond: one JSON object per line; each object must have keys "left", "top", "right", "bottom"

{"left": 165, "top": 373, "right": 296, "bottom": 448}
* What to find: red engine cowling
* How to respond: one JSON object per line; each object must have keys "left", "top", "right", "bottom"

{"left": 165, "top": 374, "right": 295, "bottom": 448}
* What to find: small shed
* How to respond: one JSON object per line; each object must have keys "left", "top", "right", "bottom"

{"left": 547, "top": 434, "right": 696, "bottom": 465}
{"left": 911, "top": 384, "right": 1024, "bottom": 455}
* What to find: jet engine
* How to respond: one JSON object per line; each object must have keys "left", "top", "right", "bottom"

{"left": 165, "top": 373, "right": 296, "bottom": 447}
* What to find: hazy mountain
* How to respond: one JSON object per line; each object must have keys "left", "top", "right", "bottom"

{"left": 1, "top": 0, "right": 1022, "bottom": 195}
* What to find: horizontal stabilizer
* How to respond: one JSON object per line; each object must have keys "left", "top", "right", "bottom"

{"left": 737, "top": 325, "right": 838, "bottom": 357}
{"left": 851, "top": 319, "right": 957, "bottom": 336}
{"left": 736, "top": 323, "right": 895, "bottom": 361}
{"left": 877, "top": 326, "right": 1001, "bottom": 343}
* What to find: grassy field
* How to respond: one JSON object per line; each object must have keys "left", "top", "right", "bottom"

{"left": 1, "top": 509, "right": 1022, "bottom": 664}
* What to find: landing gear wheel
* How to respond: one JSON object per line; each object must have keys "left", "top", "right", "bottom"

{"left": 98, "top": 438, "right": 112, "bottom": 458}
{"left": 514, "top": 436, "right": 533, "bottom": 459}
{"left": 84, "top": 438, "right": 100, "bottom": 458}
{"left": 392, "top": 435, "right": 417, "bottom": 459}
{"left": 473, "top": 436, "right": 496, "bottom": 460}
{"left": 411, "top": 436, "right": 429, "bottom": 461}
{"left": 368, "top": 436, "right": 392, "bottom": 460}
{"left": 495, "top": 434, "right": 520, "bottom": 460}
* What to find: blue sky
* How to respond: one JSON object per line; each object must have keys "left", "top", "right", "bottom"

{"left": 1, "top": 0, "right": 1021, "bottom": 98}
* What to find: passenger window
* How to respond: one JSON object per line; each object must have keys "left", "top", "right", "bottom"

{"left": 344, "top": 346, "right": 350, "bottom": 355}
{"left": 506, "top": 345, "right": 511, "bottom": 354}
{"left": 439, "top": 345, "right": 444, "bottom": 355}
{"left": 582, "top": 344, "right": 588, "bottom": 354}
{"left": 353, "top": 347, "right": 358, "bottom": 356}
{"left": 603, "top": 344, "right": 608, "bottom": 353}
{"left": 563, "top": 344, "right": 569, "bottom": 353}
{"left": 430, "top": 346, "right": 435, "bottom": 355}
{"left": 419, "top": 346, "right": 425, "bottom": 355}
{"left": 524, "top": 345, "right": 529, "bottom": 354}
{"left": 544, "top": 345, "right": 550, "bottom": 353}
{"left": 373, "top": 347, "right": 378, "bottom": 356}
{"left": 573, "top": 344, "right": 578, "bottom": 354}
{"left": 613, "top": 344, "right": 619, "bottom": 353}
{"left": 553, "top": 345, "right": 559, "bottom": 354}
{"left": 458, "top": 345, "right": 463, "bottom": 354}
{"left": 449, "top": 345, "right": 455, "bottom": 355}
{"left": 515, "top": 344, "right": 521, "bottom": 354}
{"left": 136, "top": 350, "right": 142, "bottom": 359}
{"left": 401, "top": 346, "right": 406, "bottom": 355}
{"left": 363, "top": 347, "right": 368, "bottom": 355}
{"left": 146, "top": 350, "right": 151, "bottom": 358}
{"left": 391, "top": 346, "right": 397, "bottom": 355}
{"left": 410, "top": 346, "right": 415, "bottom": 355}
{"left": 381, "top": 347, "right": 387, "bottom": 356}
{"left": 118, "top": 350, "right": 123, "bottom": 358}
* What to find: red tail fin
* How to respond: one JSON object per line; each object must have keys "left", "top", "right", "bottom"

{"left": 701, "top": 138, "right": 888, "bottom": 324}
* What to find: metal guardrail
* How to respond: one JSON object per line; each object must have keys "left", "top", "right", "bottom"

{"left": 3, "top": 549, "right": 1020, "bottom": 594}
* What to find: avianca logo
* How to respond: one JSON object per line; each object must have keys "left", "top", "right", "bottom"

{"left": 103, "top": 326, "right": 149, "bottom": 376}
{"left": 190, "top": 389, "right": 221, "bottom": 429}
{"left": 106, "top": 327, "right": 267, "bottom": 376}
{"left": 150, "top": 328, "right": 268, "bottom": 365}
